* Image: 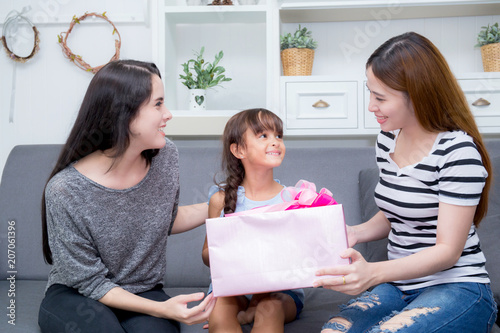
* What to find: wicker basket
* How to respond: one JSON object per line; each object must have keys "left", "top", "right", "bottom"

{"left": 281, "top": 48, "right": 315, "bottom": 76}
{"left": 481, "top": 43, "right": 500, "bottom": 72}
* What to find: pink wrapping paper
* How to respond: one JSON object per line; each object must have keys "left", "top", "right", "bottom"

{"left": 206, "top": 204, "right": 350, "bottom": 297}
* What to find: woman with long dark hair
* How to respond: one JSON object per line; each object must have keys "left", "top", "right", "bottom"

{"left": 315, "top": 32, "right": 497, "bottom": 332}
{"left": 38, "top": 60, "right": 215, "bottom": 333}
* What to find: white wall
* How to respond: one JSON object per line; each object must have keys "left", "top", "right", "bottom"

{"left": 1, "top": 1, "right": 500, "bottom": 178}
{"left": 0, "top": 0, "right": 152, "bottom": 177}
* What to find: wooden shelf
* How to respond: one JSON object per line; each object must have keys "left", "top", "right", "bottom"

{"left": 164, "top": 115, "right": 231, "bottom": 136}
{"left": 164, "top": 5, "right": 267, "bottom": 24}
{"left": 280, "top": 1, "right": 500, "bottom": 23}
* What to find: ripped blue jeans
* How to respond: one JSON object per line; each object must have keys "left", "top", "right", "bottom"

{"left": 322, "top": 282, "right": 497, "bottom": 333}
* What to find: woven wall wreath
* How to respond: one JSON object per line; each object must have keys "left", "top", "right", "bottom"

{"left": 1, "top": 9, "right": 40, "bottom": 63}
{"left": 58, "top": 12, "right": 121, "bottom": 74}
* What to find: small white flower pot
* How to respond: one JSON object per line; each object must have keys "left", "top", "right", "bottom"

{"left": 189, "top": 89, "right": 207, "bottom": 111}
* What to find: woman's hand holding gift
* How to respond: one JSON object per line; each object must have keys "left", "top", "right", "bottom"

{"left": 313, "top": 248, "right": 376, "bottom": 296}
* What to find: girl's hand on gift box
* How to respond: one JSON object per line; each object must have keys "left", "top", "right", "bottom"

{"left": 313, "top": 248, "right": 376, "bottom": 296}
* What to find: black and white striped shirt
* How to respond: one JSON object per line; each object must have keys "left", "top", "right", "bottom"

{"left": 375, "top": 130, "right": 490, "bottom": 291}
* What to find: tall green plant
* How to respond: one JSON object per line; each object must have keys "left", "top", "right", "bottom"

{"left": 179, "top": 47, "right": 232, "bottom": 90}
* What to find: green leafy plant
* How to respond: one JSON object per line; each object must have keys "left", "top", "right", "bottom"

{"left": 179, "top": 47, "right": 232, "bottom": 90}
{"left": 476, "top": 23, "right": 500, "bottom": 47}
{"left": 280, "top": 25, "right": 318, "bottom": 51}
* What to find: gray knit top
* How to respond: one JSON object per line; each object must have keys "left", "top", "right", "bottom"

{"left": 45, "top": 138, "right": 180, "bottom": 300}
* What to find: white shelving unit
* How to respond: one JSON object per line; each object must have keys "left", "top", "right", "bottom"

{"left": 279, "top": 0, "right": 500, "bottom": 22}
{"left": 152, "top": 0, "right": 500, "bottom": 136}
{"left": 152, "top": 1, "right": 274, "bottom": 135}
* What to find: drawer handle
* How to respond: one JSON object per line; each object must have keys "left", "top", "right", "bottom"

{"left": 472, "top": 98, "right": 490, "bottom": 106}
{"left": 313, "top": 100, "right": 330, "bottom": 108}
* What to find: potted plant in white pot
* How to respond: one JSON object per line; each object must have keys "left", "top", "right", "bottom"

{"left": 477, "top": 22, "right": 500, "bottom": 72}
{"left": 280, "top": 25, "right": 318, "bottom": 76}
{"left": 179, "top": 46, "right": 232, "bottom": 111}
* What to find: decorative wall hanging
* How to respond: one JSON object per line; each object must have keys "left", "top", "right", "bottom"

{"left": 1, "top": 8, "right": 40, "bottom": 63}
{"left": 58, "top": 12, "right": 121, "bottom": 74}
{"left": 1, "top": 7, "right": 40, "bottom": 123}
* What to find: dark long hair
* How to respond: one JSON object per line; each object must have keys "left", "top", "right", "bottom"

{"left": 219, "top": 109, "right": 283, "bottom": 214}
{"left": 42, "top": 60, "right": 162, "bottom": 264}
{"left": 367, "top": 32, "right": 491, "bottom": 226}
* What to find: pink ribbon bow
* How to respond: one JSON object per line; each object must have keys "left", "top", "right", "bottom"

{"left": 225, "top": 180, "right": 337, "bottom": 217}
{"left": 281, "top": 180, "right": 337, "bottom": 210}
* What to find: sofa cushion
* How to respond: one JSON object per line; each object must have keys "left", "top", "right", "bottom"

{"left": 164, "top": 146, "right": 219, "bottom": 288}
{"left": 166, "top": 287, "right": 353, "bottom": 333}
{"left": 358, "top": 167, "right": 388, "bottom": 262}
{"left": 274, "top": 146, "right": 376, "bottom": 227}
{"left": 358, "top": 167, "right": 379, "bottom": 222}
{"left": 0, "top": 280, "right": 47, "bottom": 332}
{"left": 164, "top": 225, "right": 211, "bottom": 288}
{"left": 0, "top": 145, "right": 60, "bottom": 280}
{"left": 477, "top": 156, "right": 500, "bottom": 309}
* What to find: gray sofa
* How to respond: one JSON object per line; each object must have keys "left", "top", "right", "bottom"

{"left": 1, "top": 140, "right": 499, "bottom": 332}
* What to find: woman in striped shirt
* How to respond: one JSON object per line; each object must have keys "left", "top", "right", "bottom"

{"left": 315, "top": 32, "right": 497, "bottom": 332}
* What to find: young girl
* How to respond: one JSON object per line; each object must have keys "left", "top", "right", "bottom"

{"left": 201, "top": 109, "right": 304, "bottom": 333}
{"left": 315, "top": 32, "right": 497, "bottom": 332}
{"left": 38, "top": 60, "right": 215, "bottom": 333}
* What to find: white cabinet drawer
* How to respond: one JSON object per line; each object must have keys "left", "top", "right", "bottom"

{"left": 285, "top": 81, "right": 358, "bottom": 130}
{"left": 459, "top": 78, "right": 500, "bottom": 128}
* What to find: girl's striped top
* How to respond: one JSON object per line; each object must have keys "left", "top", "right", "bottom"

{"left": 374, "top": 129, "right": 490, "bottom": 291}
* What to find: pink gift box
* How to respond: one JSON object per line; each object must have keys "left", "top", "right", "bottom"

{"left": 206, "top": 204, "right": 350, "bottom": 297}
